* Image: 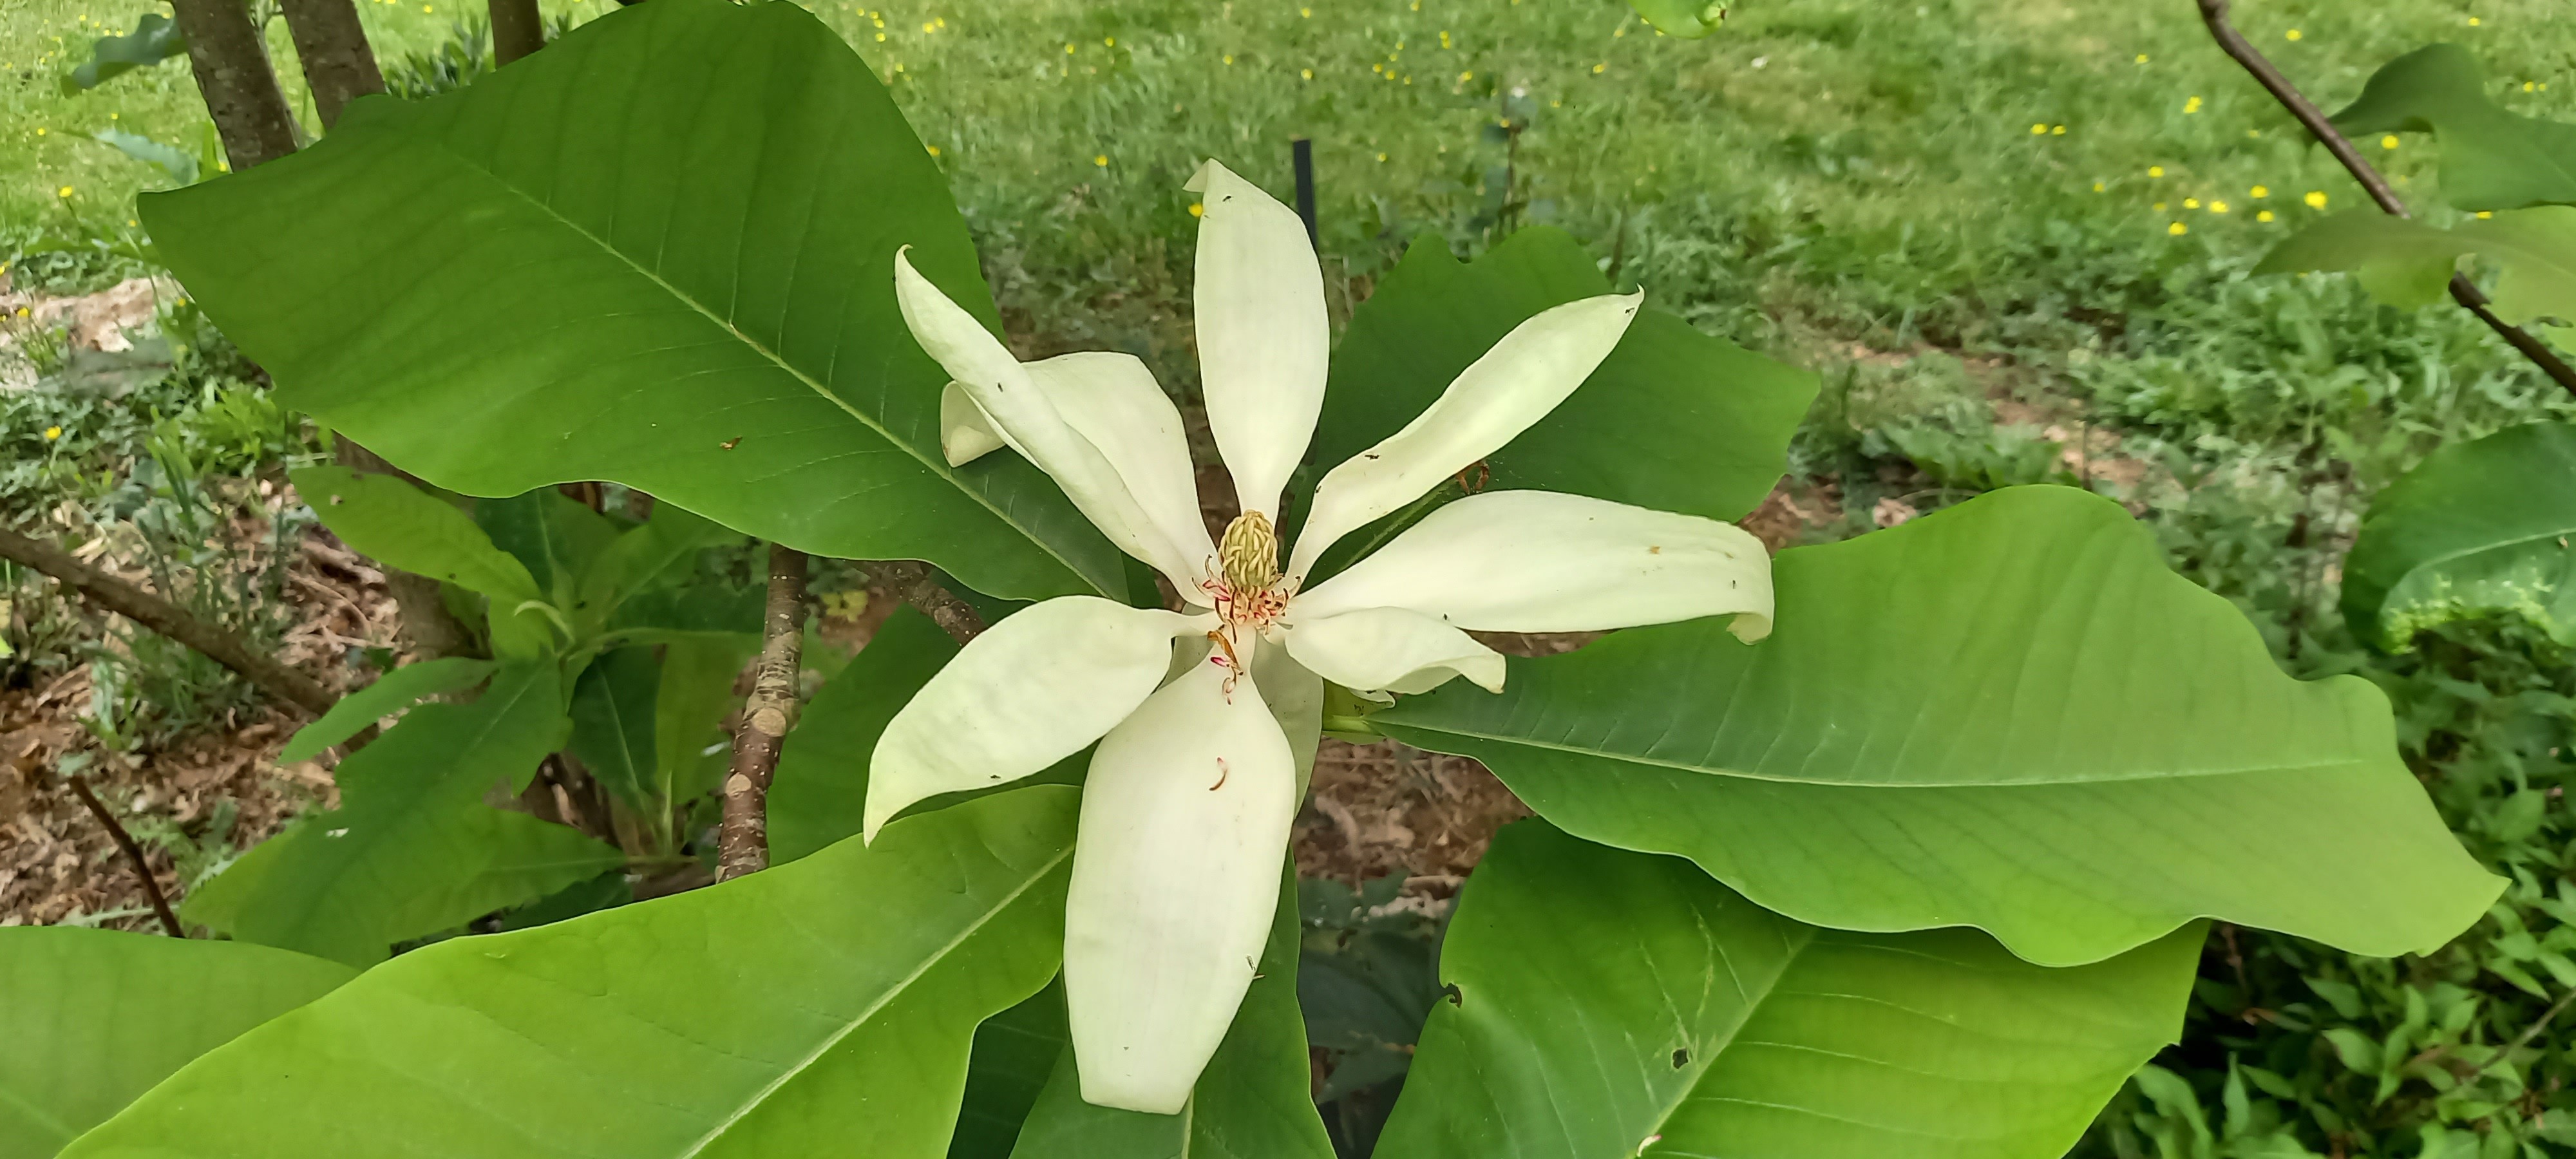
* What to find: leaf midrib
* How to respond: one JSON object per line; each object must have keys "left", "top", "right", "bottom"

{"left": 1380, "top": 721, "right": 2369, "bottom": 787}
{"left": 2393, "top": 521, "right": 2576, "bottom": 592}
{"left": 1634, "top": 925, "right": 1815, "bottom": 1146}
{"left": 422, "top": 134, "right": 1107, "bottom": 598}
{"left": 672, "top": 841, "right": 1075, "bottom": 1157}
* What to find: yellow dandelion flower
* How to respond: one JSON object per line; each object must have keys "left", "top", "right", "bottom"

{"left": 422, "top": 5, "right": 432, "bottom": 12}
{"left": 2154, "top": 201, "right": 2168, "bottom": 211}
{"left": 2527, "top": 81, "right": 2538, "bottom": 92}
{"left": 2052, "top": 125, "right": 2067, "bottom": 135}
{"left": 2169, "top": 221, "right": 2188, "bottom": 236}
{"left": 926, "top": 144, "right": 940, "bottom": 156}
{"left": 2477, "top": 211, "right": 2495, "bottom": 218}
{"left": 1591, "top": 62, "right": 1605, "bottom": 73}
{"left": 2031, "top": 123, "right": 2047, "bottom": 135}
{"left": 1459, "top": 70, "right": 1473, "bottom": 81}
{"left": 12, "top": 306, "right": 27, "bottom": 317}
{"left": 1376, "top": 152, "right": 1388, "bottom": 162}
{"left": 2468, "top": 16, "right": 2482, "bottom": 26}
{"left": 2257, "top": 210, "right": 2275, "bottom": 221}
{"left": 2210, "top": 200, "right": 2230, "bottom": 213}
{"left": 2304, "top": 191, "right": 2327, "bottom": 208}
{"left": 2148, "top": 165, "right": 2165, "bottom": 177}
{"left": 2286, "top": 29, "right": 2301, "bottom": 41}
{"left": 2381, "top": 134, "right": 2399, "bottom": 149}
{"left": 108, "top": 112, "right": 117, "bottom": 120}
{"left": 2184, "top": 197, "right": 2201, "bottom": 209}
{"left": 2094, "top": 181, "right": 2106, "bottom": 192}
{"left": 1300, "top": 68, "right": 1313, "bottom": 80}
{"left": 1299, "top": 6, "right": 1311, "bottom": 15}
{"left": 1222, "top": 53, "right": 1233, "bottom": 64}
{"left": 1104, "top": 36, "right": 1114, "bottom": 46}
{"left": 55, "top": 185, "right": 71, "bottom": 198}
{"left": 33, "top": 127, "right": 45, "bottom": 137}
{"left": 921, "top": 21, "right": 934, "bottom": 32}
{"left": 1065, "top": 42, "right": 1075, "bottom": 53}
{"left": 875, "top": 32, "right": 886, "bottom": 41}
{"left": 44, "top": 426, "right": 62, "bottom": 440}
{"left": 1440, "top": 31, "right": 1452, "bottom": 48}
{"left": 1188, "top": 203, "right": 1204, "bottom": 217}
{"left": 1093, "top": 155, "right": 1108, "bottom": 167}
{"left": 2183, "top": 95, "right": 2203, "bottom": 113}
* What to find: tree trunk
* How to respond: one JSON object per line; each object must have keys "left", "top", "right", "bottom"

{"left": 169, "top": 0, "right": 301, "bottom": 171}
{"left": 277, "top": 0, "right": 386, "bottom": 129}
{"left": 489, "top": 0, "right": 545, "bottom": 66}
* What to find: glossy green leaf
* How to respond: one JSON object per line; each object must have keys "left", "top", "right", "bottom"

{"left": 1006, "top": 869, "right": 1333, "bottom": 1159}
{"left": 950, "top": 981, "right": 1071, "bottom": 1159}
{"left": 1624, "top": 0, "right": 1728, "bottom": 39}
{"left": 75, "top": 789, "right": 1070, "bottom": 1151}
{"left": 1375, "top": 822, "right": 2199, "bottom": 1159}
{"left": 62, "top": 13, "right": 184, "bottom": 91}
{"left": 290, "top": 464, "right": 554, "bottom": 655}
{"left": 277, "top": 655, "right": 497, "bottom": 763}
{"left": 0, "top": 929, "right": 353, "bottom": 1157}
{"left": 180, "top": 664, "right": 621, "bottom": 965}
{"left": 2332, "top": 44, "right": 2576, "bottom": 211}
{"left": 581, "top": 504, "right": 744, "bottom": 620}
{"left": 2342, "top": 422, "right": 2576, "bottom": 648}
{"left": 1306, "top": 226, "right": 1812, "bottom": 576}
{"left": 140, "top": 0, "right": 1124, "bottom": 602}
{"left": 656, "top": 634, "right": 751, "bottom": 806}
{"left": 569, "top": 645, "right": 660, "bottom": 811}
{"left": 67, "top": 788, "right": 1077, "bottom": 1158}
{"left": 1377, "top": 485, "right": 2501, "bottom": 966}
{"left": 478, "top": 489, "right": 620, "bottom": 607}
{"left": 2256, "top": 207, "right": 2576, "bottom": 326}
{"left": 769, "top": 607, "right": 960, "bottom": 863}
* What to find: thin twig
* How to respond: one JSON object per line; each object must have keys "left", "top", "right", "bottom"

{"left": 2500, "top": 986, "right": 2576, "bottom": 1060}
{"left": 0, "top": 526, "right": 336, "bottom": 717}
{"left": 717, "top": 544, "right": 810, "bottom": 881}
{"left": 66, "top": 776, "right": 184, "bottom": 938}
{"left": 2195, "top": 0, "right": 2576, "bottom": 397}
{"left": 866, "top": 560, "right": 989, "bottom": 643}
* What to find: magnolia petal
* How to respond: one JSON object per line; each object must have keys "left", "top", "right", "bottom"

{"left": 893, "top": 249, "right": 1188, "bottom": 582}
{"left": 940, "top": 381, "right": 1007, "bottom": 467}
{"left": 1281, "top": 605, "right": 1506, "bottom": 695}
{"left": 1250, "top": 636, "right": 1324, "bottom": 789}
{"left": 1184, "top": 159, "right": 1327, "bottom": 522}
{"left": 865, "top": 597, "right": 1201, "bottom": 841}
{"left": 1285, "top": 292, "right": 1643, "bottom": 578}
{"left": 1025, "top": 352, "right": 1218, "bottom": 595}
{"left": 1064, "top": 655, "right": 1298, "bottom": 1114}
{"left": 1292, "top": 489, "right": 1775, "bottom": 641}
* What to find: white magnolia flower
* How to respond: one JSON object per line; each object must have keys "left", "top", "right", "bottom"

{"left": 867, "top": 159, "right": 1774, "bottom": 1114}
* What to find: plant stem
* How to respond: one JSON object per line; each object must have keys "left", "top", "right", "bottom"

{"left": 276, "top": 0, "right": 386, "bottom": 129}
{"left": 489, "top": 0, "right": 546, "bottom": 65}
{"left": 0, "top": 525, "right": 336, "bottom": 717}
{"left": 2500, "top": 985, "right": 2576, "bottom": 1060}
{"left": 2193, "top": 0, "right": 2576, "bottom": 397}
{"left": 168, "top": 0, "right": 302, "bottom": 171}
{"left": 867, "top": 560, "right": 989, "bottom": 643}
{"left": 717, "top": 544, "right": 810, "bottom": 881}
{"left": 65, "top": 776, "right": 184, "bottom": 938}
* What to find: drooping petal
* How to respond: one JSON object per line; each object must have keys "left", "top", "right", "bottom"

{"left": 1184, "top": 160, "right": 1327, "bottom": 522}
{"left": 1291, "top": 489, "right": 1775, "bottom": 641}
{"left": 1280, "top": 605, "right": 1506, "bottom": 695}
{"left": 1063, "top": 653, "right": 1298, "bottom": 1114}
{"left": 866, "top": 596, "right": 1205, "bottom": 841}
{"left": 1284, "top": 292, "right": 1643, "bottom": 578}
{"left": 938, "top": 381, "right": 1007, "bottom": 467}
{"left": 1024, "top": 352, "right": 1219, "bottom": 597}
{"left": 895, "top": 249, "right": 1206, "bottom": 588}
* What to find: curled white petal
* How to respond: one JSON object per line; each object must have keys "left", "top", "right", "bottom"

{"left": 940, "top": 381, "right": 1007, "bottom": 467}
{"left": 865, "top": 597, "right": 1202, "bottom": 841}
{"left": 894, "top": 248, "right": 1191, "bottom": 585}
{"left": 1281, "top": 605, "right": 1506, "bottom": 695}
{"left": 1024, "top": 352, "right": 1218, "bottom": 596}
{"left": 1292, "top": 489, "right": 1774, "bottom": 641}
{"left": 1185, "top": 159, "right": 1327, "bottom": 522}
{"left": 1285, "top": 292, "right": 1643, "bottom": 578}
{"left": 1065, "top": 654, "right": 1296, "bottom": 1114}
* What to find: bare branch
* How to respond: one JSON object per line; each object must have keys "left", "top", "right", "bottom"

{"left": 717, "top": 544, "right": 810, "bottom": 881}
{"left": 865, "top": 560, "right": 988, "bottom": 643}
{"left": 66, "top": 776, "right": 184, "bottom": 938}
{"left": 2195, "top": 0, "right": 2576, "bottom": 397}
{"left": 0, "top": 526, "right": 336, "bottom": 717}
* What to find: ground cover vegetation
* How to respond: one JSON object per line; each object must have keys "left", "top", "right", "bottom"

{"left": 4, "top": 0, "right": 2576, "bottom": 1155}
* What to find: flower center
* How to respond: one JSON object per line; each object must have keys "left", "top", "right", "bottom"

{"left": 1208, "top": 511, "right": 1292, "bottom": 628}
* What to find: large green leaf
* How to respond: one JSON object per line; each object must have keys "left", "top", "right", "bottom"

{"left": 2255, "top": 207, "right": 2576, "bottom": 326}
{"left": 1305, "top": 227, "right": 1813, "bottom": 576}
{"left": 1006, "top": 869, "right": 1333, "bottom": 1159}
{"left": 290, "top": 465, "right": 554, "bottom": 655}
{"left": 655, "top": 634, "right": 752, "bottom": 806}
{"left": 180, "top": 663, "right": 621, "bottom": 965}
{"left": 0, "top": 929, "right": 354, "bottom": 1157}
{"left": 2332, "top": 44, "right": 2576, "bottom": 211}
{"left": 569, "top": 645, "right": 661, "bottom": 811}
{"left": 2342, "top": 422, "right": 2576, "bottom": 648}
{"left": 1377, "top": 485, "right": 2501, "bottom": 966}
{"left": 951, "top": 981, "right": 1072, "bottom": 1159}
{"left": 140, "top": 0, "right": 1124, "bottom": 602}
{"left": 276, "top": 655, "right": 497, "bottom": 763}
{"left": 478, "top": 489, "right": 621, "bottom": 608}
{"left": 1374, "top": 822, "right": 2199, "bottom": 1159}
{"left": 65, "top": 787, "right": 1078, "bottom": 1158}
{"left": 770, "top": 606, "right": 960, "bottom": 863}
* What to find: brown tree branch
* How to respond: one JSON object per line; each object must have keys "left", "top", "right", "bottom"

{"left": 489, "top": 0, "right": 546, "bottom": 65}
{"left": 717, "top": 545, "right": 810, "bottom": 881}
{"left": 0, "top": 526, "right": 336, "bottom": 717}
{"left": 277, "top": 0, "right": 386, "bottom": 129}
{"left": 2195, "top": 0, "right": 2576, "bottom": 397}
{"left": 66, "top": 775, "right": 185, "bottom": 937}
{"left": 169, "top": 0, "right": 301, "bottom": 171}
{"left": 865, "top": 560, "right": 988, "bottom": 643}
